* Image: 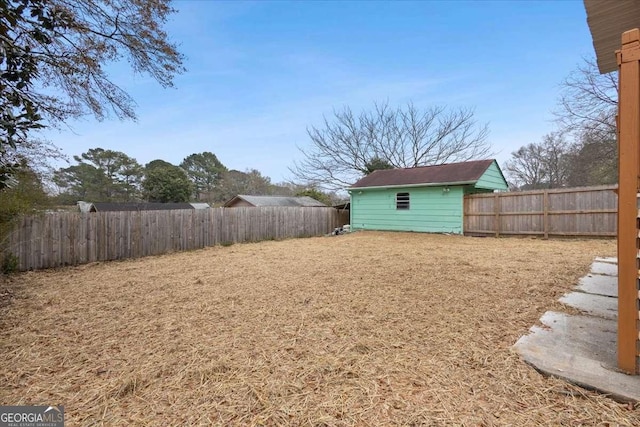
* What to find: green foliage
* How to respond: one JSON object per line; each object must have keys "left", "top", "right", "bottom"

{"left": 0, "top": 165, "right": 50, "bottom": 253}
{"left": 54, "top": 148, "right": 143, "bottom": 202}
{"left": 180, "top": 152, "right": 227, "bottom": 201}
{"left": 0, "top": 0, "right": 50, "bottom": 188}
{"left": 0, "top": 161, "right": 20, "bottom": 189}
{"left": 54, "top": 163, "right": 106, "bottom": 202}
{"left": 142, "top": 162, "right": 193, "bottom": 203}
{"left": 2, "top": 138, "right": 65, "bottom": 187}
{"left": 0, "top": 166, "right": 49, "bottom": 224}
{"left": 50, "top": 148, "right": 298, "bottom": 206}
{"left": 1, "top": 251, "right": 19, "bottom": 275}
{"left": 220, "top": 241, "right": 234, "bottom": 247}
{"left": 211, "top": 169, "right": 275, "bottom": 204}
{"left": 295, "top": 188, "right": 333, "bottom": 206}
{"left": 365, "top": 157, "right": 393, "bottom": 175}
{"left": 0, "top": 0, "right": 184, "bottom": 188}
{"left": 145, "top": 159, "right": 175, "bottom": 171}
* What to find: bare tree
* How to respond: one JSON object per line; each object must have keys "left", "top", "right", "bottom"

{"left": 503, "top": 144, "right": 547, "bottom": 190}
{"left": 551, "top": 57, "right": 619, "bottom": 186}
{"left": 0, "top": 138, "right": 65, "bottom": 188}
{"left": 290, "top": 102, "right": 492, "bottom": 190}
{"left": 555, "top": 57, "right": 617, "bottom": 139}
{"left": 505, "top": 57, "right": 619, "bottom": 191}
{"left": 503, "top": 133, "right": 569, "bottom": 190}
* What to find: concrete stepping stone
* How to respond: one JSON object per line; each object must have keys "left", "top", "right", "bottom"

{"left": 559, "top": 292, "right": 618, "bottom": 320}
{"left": 577, "top": 274, "right": 617, "bottom": 297}
{"left": 590, "top": 262, "right": 617, "bottom": 276}
{"left": 594, "top": 257, "right": 618, "bottom": 264}
{"left": 514, "top": 311, "right": 640, "bottom": 402}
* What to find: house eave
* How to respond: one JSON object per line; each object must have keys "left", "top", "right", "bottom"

{"left": 347, "top": 180, "right": 477, "bottom": 192}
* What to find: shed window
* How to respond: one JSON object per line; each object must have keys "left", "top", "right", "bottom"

{"left": 396, "top": 192, "right": 410, "bottom": 210}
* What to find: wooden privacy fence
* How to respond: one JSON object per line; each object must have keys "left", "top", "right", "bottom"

{"left": 4, "top": 207, "right": 350, "bottom": 271}
{"left": 464, "top": 185, "right": 618, "bottom": 238}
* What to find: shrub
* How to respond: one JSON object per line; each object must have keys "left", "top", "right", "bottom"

{"left": 1, "top": 251, "right": 19, "bottom": 275}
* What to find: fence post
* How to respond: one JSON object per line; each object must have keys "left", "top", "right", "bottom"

{"left": 463, "top": 195, "right": 468, "bottom": 235}
{"left": 543, "top": 190, "right": 549, "bottom": 239}
{"left": 494, "top": 193, "right": 500, "bottom": 237}
{"left": 617, "top": 28, "right": 640, "bottom": 374}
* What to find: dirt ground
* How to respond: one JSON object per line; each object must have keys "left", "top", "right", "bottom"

{"left": 0, "top": 231, "right": 637, "bottom": 425}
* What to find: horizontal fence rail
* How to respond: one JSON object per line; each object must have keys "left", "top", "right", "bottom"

{"left": 464, "top": 185, "right": 618, "bottom": 238}
{"left": 4, "top": 207, "right": 350, "bottom": 271}
{"left": 3, "top": 186, "right": 620, "bottom": 271}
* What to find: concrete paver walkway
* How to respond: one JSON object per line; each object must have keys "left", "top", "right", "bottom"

{"left": 514, "top": 258, "right": 640, "bottom": 402}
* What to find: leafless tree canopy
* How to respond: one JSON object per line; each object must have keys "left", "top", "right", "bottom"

{"left": 503, "top": 133, "right": 569, "bottom": 190}
{"left": 514, "top": 56, "right": 619, "bottom": 190}
{"left": 503, "top": 129, "right": 617, "bottom": 190}
{"left": 555, "top": 57, "right": 617, "bottom": 139}
{"left": 290, "top": 102, "right": 492, "bottom": 190}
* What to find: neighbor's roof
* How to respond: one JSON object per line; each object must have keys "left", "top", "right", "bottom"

{"left": 88, "top": 202, "right": 200, "bottom": 212}
{"left": 189, "top": 203, "right": 211, "bottom": 210}
{"left": 584, "top": 0, "right": 640, "bottom": 74}
{"left": 350, "top": 159, "right": 496, "bottom": 189}
{"left": 224, "top": 195, "right": 327, "bottom": 207}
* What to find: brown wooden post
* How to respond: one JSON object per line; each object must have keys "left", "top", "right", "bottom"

{"left": 494, "top": 193, "right": 500, "bottom": 237}
{"left": 617, "top": 28, "right": 640, "bottom": 375}
{"left": 543, "top": 190, "right": 549, "bottom": 239}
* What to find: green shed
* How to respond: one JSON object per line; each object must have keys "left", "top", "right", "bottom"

{"left": 348, "top": 159, "right": 508, "bottom": 234}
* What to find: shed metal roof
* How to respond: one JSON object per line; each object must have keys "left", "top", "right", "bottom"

{"left": 350, "top": 159, "right": 496, "bottom": 189}
{"left": 189, "top": 203, "right": 211, "bottom": 209}
{"left": 89, "top": 202, "right": 197, "bottom": 212}
{"left": 584, "top": 0, "right": 640, "bottom": 74}
{"left": 224, "top": 195, "right": 327, "bottom": 207}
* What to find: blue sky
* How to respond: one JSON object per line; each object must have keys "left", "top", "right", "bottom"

{"left": 43, "top": 0, "right": 595, "bottom": 184}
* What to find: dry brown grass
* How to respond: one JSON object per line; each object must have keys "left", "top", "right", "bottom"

{"left": 0, "top": 231, "right": 637, "bottom": 425}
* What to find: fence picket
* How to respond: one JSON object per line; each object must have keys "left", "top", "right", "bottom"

{"left": 3, "top": 207, "right": 350, "bottom": 271}
{"left": 464, "top": 185, "right": 618, "bottom": 237}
